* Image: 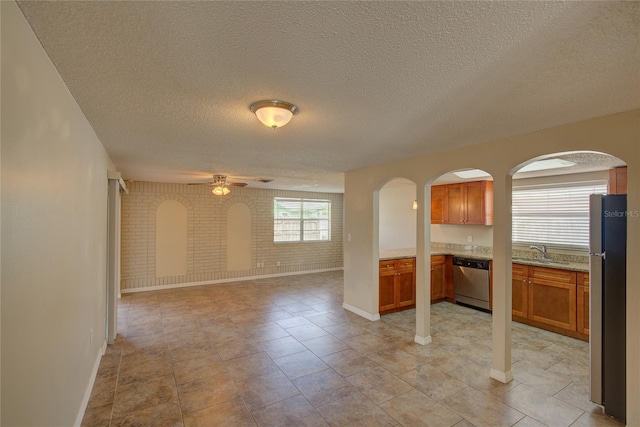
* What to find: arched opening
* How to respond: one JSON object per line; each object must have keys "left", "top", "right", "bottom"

{"left": 375, "top": 178, "right": 417, "bottom": 320}
{"left": 426, "top": 168, "right": 495, "bottom": 368}
{"left": 508, "top": 151, "right": 628, "bottom": 421}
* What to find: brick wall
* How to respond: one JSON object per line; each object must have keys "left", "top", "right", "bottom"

{"left": 121, "top": 181, "right": 343, "bottom": 291}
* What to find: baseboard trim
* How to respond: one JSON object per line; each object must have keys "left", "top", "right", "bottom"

{"left": 414, "top": 335, "right": 432, "bottom": 345}
{"left": 342, "top": 303, "right": 380, "bottom": 321}
{"left": 75, "top": 340, "right": 107, "bottom": 427}
{"left": 490, "top": 368, "right": 514, "bottom": 384}
{"left": 121, "top": 267, "right": 343, "bottom": 294}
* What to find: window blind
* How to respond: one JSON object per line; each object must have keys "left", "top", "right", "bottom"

{"left": 512, "top": 181, "right": 607, "bottom": 249}
{"left": 274, "top": 198, "right": 331, "bottom": 242}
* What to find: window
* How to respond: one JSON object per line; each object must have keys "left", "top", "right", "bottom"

{"left": 512, "top": 181, "right": 607, "bottom": 249}
{"left": 274, "top": 198, "right": 331, "bottom": 242}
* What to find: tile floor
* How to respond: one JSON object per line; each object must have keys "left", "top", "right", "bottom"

{"left": 82, "top": 271, "right": 624, "bottom": 426}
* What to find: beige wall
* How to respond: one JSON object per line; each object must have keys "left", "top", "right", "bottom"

{"left": 379, "top": 180, "right": 417, "bottom": 251}
{"left": 1, "top": 2, "right": 114, "bottom": 425}
{"left": 121, "top": 182, "right": 343, "bottom": 291}
{"left": 344, "top": 110, "right": 640, "bottom": 423}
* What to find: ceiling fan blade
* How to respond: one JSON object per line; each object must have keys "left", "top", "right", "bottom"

{"left": 187, "top": 182, "right": 214, "bottom": 186}
{"left": 228, "top": 182, "right": 248, "bottom": 187}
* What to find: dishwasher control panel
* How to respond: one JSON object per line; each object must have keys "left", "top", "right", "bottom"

{"left": 452, "top": 257, "right": 490, "bottom": 270}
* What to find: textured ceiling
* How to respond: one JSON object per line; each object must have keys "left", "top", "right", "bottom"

{"left": 17, "top": 1, "right": 640, "bottom": 192}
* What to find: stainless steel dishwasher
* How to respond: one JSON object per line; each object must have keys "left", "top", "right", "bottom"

{"left": 452, "top": 256, "right": 491, "bottom": 311}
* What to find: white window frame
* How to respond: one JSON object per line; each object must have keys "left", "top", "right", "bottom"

{"left": 274, "top": 197, "right": 331, "bottom": 243}
{"left": 512, "top": 180, "right": 607, "bottom": 249}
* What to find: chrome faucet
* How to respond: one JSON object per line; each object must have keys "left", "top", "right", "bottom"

{"left": 530, "top": 244, "right": 552, "bottom": 260}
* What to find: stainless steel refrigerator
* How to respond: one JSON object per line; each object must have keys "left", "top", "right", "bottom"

{"left": 589, "top": 194, "right": 626, "bottom": 422}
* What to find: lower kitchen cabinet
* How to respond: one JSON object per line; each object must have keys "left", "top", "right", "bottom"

{"left": 379, "top": 258, "right": 416, "bottom": 314}
{"left": 528, "top": 268, "right": 577, "bottom": 331}
{"left": 512, "top": 263, "right": 587, "bottom": 340}
{"left": 430, "top": 255, "right": 446, "bottom": 302}
{"left": 576, "top": 272, "right": 590, "bottom": 335}
{"left": 512, "top": 264, "right": 528, "bottom": 318}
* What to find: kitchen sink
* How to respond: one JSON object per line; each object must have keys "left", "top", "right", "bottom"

{"left": 512, "top": 257, "right": 570, "bottom": 266}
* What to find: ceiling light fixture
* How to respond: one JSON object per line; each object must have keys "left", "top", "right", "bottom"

{"left": 453, "top": 169, "right": 491, "bottom": 179}
{"left": 210, "top": 175, "right": 231, "bottom": 196}
{"left": 518, "top": 158, "right": 576, "bottom": 173}
{"left": 250, "top": 100, "right": 298, "bottom": 129}
{"left": 212, "top": 185, "right": 230, "bottom": 196}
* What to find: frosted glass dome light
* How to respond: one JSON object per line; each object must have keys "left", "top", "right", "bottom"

{"left": 250, "top": 100, "right": 298, "bottom": 129}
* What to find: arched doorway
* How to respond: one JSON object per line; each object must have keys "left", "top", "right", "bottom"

{"left": 508, "top": 152, "right": 628, "bottom": 421}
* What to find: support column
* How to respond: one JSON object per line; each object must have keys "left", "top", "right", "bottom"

{"left": 415, "top": 184, "right": 432, "bottom": 345}
{"left": 490, "top": 175, "right": 514, "bottom": 383}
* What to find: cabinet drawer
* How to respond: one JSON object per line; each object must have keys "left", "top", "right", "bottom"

{"left": 379, "top": 260, "right": 396, "bottom": 273}
{"left": 530, "top": 266, "right": 576, "bottom": 284}
{"left": 512, "top": 263, "right": 529, "bottom": 277}
{"left": 430, "top": 255, "right": 445, "bottom": 266}
{"left": 395, "top": 258, "right": 416, "bottom": 270}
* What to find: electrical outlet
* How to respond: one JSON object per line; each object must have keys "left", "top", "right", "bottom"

{"left": 467, "top": 235, "right": 473, "bottom": 243}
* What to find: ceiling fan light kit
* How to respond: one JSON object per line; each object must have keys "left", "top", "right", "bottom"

{"left": 212, "top": 185, "right": 230, "bottom": 196}
{"left": 249, "top": 100, "right": 298, "bottom": 129}
{"left": 188, "top": 174, "right": 251, "bottom": 196}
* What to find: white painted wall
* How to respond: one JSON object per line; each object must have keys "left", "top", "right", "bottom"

{"left": 343, "top": 110, "right": 640, "bottom": 424}
{"left": 1, "top": 2, "right": 114, "bottom": 424}
{"left": 430, "top": 224, "right": 493, "bottom": 246}
{"left": 378, "top": 180, "right": 416, "bottom": 251}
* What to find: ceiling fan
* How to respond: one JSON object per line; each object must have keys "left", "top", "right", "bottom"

{"left": 189, "top": 174, "right": 248, "bottom": 196}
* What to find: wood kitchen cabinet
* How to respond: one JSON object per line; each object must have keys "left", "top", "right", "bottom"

{"left": 431, "top": 185, "right": 447, "bottom": 224}
{"left": 379, "top": 258, "right": 416, "bottom": 314}
{"left": 512, "top": 263, "right": 529, "bottom": 318}
{"left": 512, "top": 263, "right": 587, "bottom": 340}
{"left": 430, "top": 255, "right": 446, "bottom": 302}
{"left": 608, "top": 166, "right": 627, "bottom": 195}
{"left": 431, "top": 181, "right": 493, "bottom": 225}
{"left": 444, "top": 255, "right": 455, "bottom": 302}
{"left": 528, "top": 266, "right": 577, "bottom": 331}
{"left": 576, "top": 272, "right": 590, "bottom": 335}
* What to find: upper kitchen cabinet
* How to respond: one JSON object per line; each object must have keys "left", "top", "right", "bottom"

{"left": 608, "top": 166, "right": 627, "bottom": 194}
{"left": 431, "top": 181, "right": 493, "bottom": 225}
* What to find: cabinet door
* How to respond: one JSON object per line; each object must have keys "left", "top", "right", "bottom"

{"left": 446, "top": 184, "right": 465, "bottom": 224}
{"left": 512, "top": 264, "right": 528, "bottom": 318}
{"left": 528, "top": 268, "right": 577, "bottom": 331}
{"left": 431, "top": 185, "right": 448, "bottom": 224}
{"left": 379, "top": 270, "right": 397, "bottom": 313}
{"left": 464, "top": 181, "right": 493, "bottom": 225}
{"left": 430, "top": 256, "right": 446, "bottom": 302}
{"left": 608, "top": 166, "right": 627, "bottom": 195}
{"left": 576, "top": 272, "right": 590, "bottom": 335}
{"left": 444, "top": 255, "right": 454, "bottom": 300}
{"left": 396, "top": 269, "right": 416, "bottom": 308}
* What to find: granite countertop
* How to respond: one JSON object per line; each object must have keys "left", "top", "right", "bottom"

{"left": 379, "top": 246, "right": 589, "bottom": 272}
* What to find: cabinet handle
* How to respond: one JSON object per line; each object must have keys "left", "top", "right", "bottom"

{"left": 529, "top": 281, "right": 532, "bottom": 284}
